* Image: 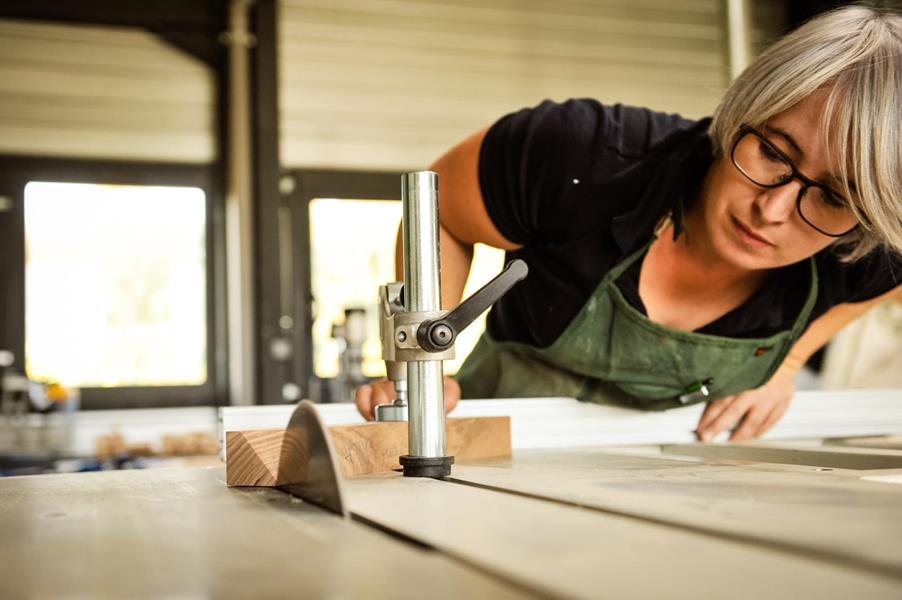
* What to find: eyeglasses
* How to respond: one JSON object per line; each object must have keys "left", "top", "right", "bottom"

{"left": 730, "top": 125, "right": 859, "bottom": 237}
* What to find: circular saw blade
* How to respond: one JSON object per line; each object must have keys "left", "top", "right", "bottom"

{"left": 277, "top": 400, "right": 347, "bottom": 517}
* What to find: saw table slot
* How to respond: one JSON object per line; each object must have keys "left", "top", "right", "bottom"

{"left": 443, "top": 448, "right": 902, "bottom": 579}
{"left": 343, "top": 472, "right": 902, "bottom": 599}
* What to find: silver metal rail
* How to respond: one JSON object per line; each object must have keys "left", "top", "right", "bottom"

{"left": 401, "top": 172, "right": 447, "bottom": 461}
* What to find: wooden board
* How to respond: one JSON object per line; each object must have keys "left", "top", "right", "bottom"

{"left": 0, "top": 467, "right": 528, "bottom": 600}
{"left": 219, "top": 390, "right": 902, "bottom": 451}
{"left": 226, "top": 416, "right": 510, "bottom": 485}
{"left": 343, "top": 473, "right": 902, "bottom": 600}
{"left": 226, "top": 429, "right": 285, "bottom": 486}
{"left": 447, "top": 448, "right": 902, "bottom": 577}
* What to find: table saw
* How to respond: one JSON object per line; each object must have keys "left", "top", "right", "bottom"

{"left": 2, "top": 392, "right": 902, "bottom": 599}
{"left": 3, "top": 170, "right": 901, "bottom": 598}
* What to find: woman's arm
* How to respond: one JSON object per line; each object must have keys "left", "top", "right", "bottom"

{"left": 394, "top": 127, "right": 522, "bottom": 309}
{"left": 779, "top": 284, "right": 902, "bottom": 375}
{"left": 357, "top": 127, "right": 521, "bottom": 420}
{"left": 696, "top": 283, "right": 902, "bottom": 442}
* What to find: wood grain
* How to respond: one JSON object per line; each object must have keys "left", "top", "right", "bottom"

{"left": 226, "top": 416, "right": 510, "bottom": 485}
{"left": 449, "top": 447, "right": 902, "bottom": 577}
{"left": 0, "top": 467, "right": 527, "bottom": 599}
{"left": 343, "top": 473, "right": 902, "bottom": 600}
{"left": 225, "top": 429, "right": 284, "bottom": 486}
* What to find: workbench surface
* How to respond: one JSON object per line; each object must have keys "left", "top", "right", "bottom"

{"left": 0, "top": 467, "right": 526, "bottom": 599}
{"left": 3, "top": 443, "right": 902, "bottom": 599}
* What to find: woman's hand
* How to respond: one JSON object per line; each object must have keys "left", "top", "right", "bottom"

{"left": 355, "top": 377, "right": 461, "bottom": 421}
{"left": 695, "top": 369, "right": 796, "bottom": 442}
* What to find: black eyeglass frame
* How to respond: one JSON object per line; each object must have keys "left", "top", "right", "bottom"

{"left": 730, "top": 124, "right": 858, "bottom": 238}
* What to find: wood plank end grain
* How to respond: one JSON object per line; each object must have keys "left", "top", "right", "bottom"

{"left": 226, "top": 429, "right": 283, "bottom": 487}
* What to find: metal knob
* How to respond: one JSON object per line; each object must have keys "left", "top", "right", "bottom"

{"left": 416, "top": 259, "right": 529, "bottom": 353}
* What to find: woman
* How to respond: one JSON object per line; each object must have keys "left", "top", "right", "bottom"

{"left": 356, "top": 5, "right": 902, "bottom": 442}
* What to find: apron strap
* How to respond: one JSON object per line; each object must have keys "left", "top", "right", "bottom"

{"left": 788, "top": 256, "right": 820, "bottom": 341}
{"left": 602, "top": 215, "right": 668, "bottom": 283}
{"left": 603, "top": 212, "right": 820, "bottom": 344}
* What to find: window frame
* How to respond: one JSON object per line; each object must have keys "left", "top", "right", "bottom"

{"left": 0, "top": 155, "right": 227, "bottom": 409}
{"left": 287, "top": 169, "right": 400, "bottom": 401}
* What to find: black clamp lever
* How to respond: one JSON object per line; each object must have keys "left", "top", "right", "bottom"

{"left": 416, "top": 259, "right": 529, "bottom": 353}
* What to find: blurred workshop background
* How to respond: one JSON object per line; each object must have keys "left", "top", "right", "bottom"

{"left": 0, "top": 0, "right": 899, "bottom": 475}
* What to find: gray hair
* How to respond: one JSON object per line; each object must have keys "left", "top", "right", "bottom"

{"left": 709, "top": 4, "right": 902, "bottom": 261}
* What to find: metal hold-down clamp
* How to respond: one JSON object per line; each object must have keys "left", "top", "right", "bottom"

{"left": 375, "top": 171, "right": 528, "bottom": 479}
{"left": 416, "top": 259, "right": 529, "bottom": 353}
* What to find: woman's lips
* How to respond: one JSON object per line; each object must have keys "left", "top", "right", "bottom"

{"left": 731, "top": 216, "right": 775, "bottom": 248}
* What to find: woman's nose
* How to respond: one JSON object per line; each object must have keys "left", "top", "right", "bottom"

{"left": 754, "top": 180, "right": 802, "bottom": 224}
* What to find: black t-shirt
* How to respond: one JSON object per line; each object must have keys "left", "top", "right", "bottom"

{"left": 478, "top": 99, "right": 902, "bottom": 347}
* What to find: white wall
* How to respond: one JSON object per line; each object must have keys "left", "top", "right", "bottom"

{"left": 279, "top": 0, "right": 738, "bottom": 170}
{"left": 0, "top": 19, "right": 215, "bottom": 163}
{"left": 0, "top": 3, "right": 787, "bottom": 168}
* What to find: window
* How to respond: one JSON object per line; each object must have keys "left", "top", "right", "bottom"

{"left": 0, "top": 157, "right": 224, "bottom": 409}
{"left": 24, "top": 182, "right": 208, "bottom": 388}
{"left": 309, "top": 197, "right": 398, "bottom": 379}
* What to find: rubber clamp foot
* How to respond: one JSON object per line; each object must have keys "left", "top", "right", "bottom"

{"left": 399, "top": 455, "right": 454, "bottom": 478}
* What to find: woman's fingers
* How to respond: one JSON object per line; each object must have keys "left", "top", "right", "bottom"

{"left": 356, "top": 377, "right": 461, "bottom": 420}
{"left": 730, "top": 374, "right": 795, "bottom": 441}
{"left": 755, "top": 398, "right": 791, "bottom": 439}
{"left": 729, "top": 402, "right": 771, "bottom": 442}
{"left": 696, "top": 396, "right": 732, "bottom": 440}
{"left": 443, "top": 376, "right": 461, "bottom": 414}
{"left": 354, "top": 384, "right": 376, "bottom": 421}
{"left": 354, "top": 380, "right": 396, "bottom": 421}
{"left": 697, "top": 394, "right": 754, "bottom": 442}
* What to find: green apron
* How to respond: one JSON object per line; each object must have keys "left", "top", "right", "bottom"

{"left": 456, "top": 224, "right": 819, "bottom": 411}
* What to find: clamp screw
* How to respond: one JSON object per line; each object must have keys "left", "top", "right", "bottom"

{"left": 430, "top": 324, "right": 454, "bottom": 348}
{"left": 397, "top": 330, "right": 407, "bottom": 343}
